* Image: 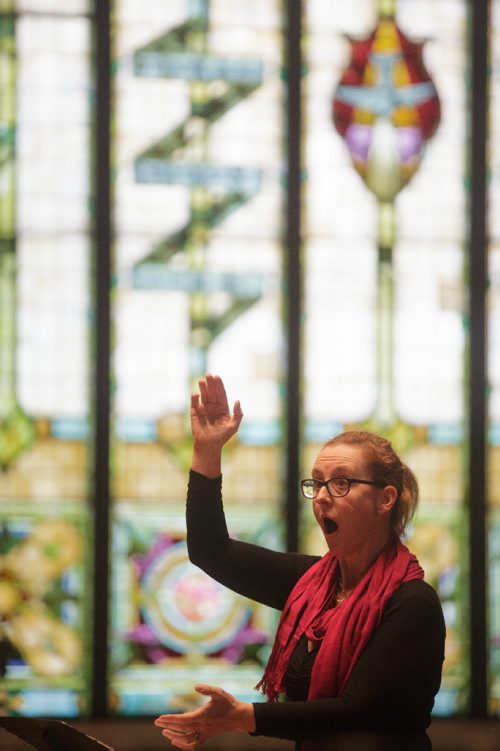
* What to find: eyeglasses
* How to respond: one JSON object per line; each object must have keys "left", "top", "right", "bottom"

{"left": 300, "top": 477, "right": 386, "bottom": 500}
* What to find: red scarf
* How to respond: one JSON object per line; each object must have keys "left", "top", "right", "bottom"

{"left": 256, "top": 540, "right": 424, "bottom": 702}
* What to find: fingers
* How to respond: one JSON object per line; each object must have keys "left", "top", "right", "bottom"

{"left": 195, "top": 683, "right": 222, "bottom": 698}
{"left": 190, "top": 393, "right": 207, "bottom": 427}
{"left": 155, "top": 686, "right": 230, "bottom": 747}
{"left": 155, "top": 715, "right": 203, "bottom": 748}
{"left": 211, "top": 374, "right": 228, "bottom": 404}
{"left": 155, "top": 712, "right": 196, "bottom": 728}
{"left": 159, "top": 727, "right": 201, "bottom": 748}
{"left": 194, "top": 684, "right": 236, "bottom": 708}
{"left": 232, "top": 400, "right": 243, "bottom": 424}
{"left": 199, "top": 374, "right": 228, "bottom": 407}
{"left": 198, "top": 378, "right": 209, "bottom": 405}
{"left": 193, "top": 375, "right": 242, "bottom": 429}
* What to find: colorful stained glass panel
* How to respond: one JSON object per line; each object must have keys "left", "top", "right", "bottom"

{"left": 109, "top": 0, "right": 285, "bottom": 713}
{"left": 302, "top": 0, "right": 468, "bottom": 714}
{"left": 0, "top": 2, "right": 93, "bottom": 716}
{"left": 111, "top": 504, "right": 279, "bottom": 714}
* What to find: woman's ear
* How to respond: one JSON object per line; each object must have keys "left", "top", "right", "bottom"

{"left": 377, "top": 485, "right": 398, "bottom": 515}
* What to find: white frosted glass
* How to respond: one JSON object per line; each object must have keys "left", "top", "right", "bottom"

{"left": 15, "top": 15, "right": 91, "bottom": 418}
{"left": 113, "top": 0, "right": 284, "bottom": 422}
{"left": 303, "top": 0, "right": 466, "bottom": 428}
{"left": 17, "top": 0, "right": 89, "bottom": 12}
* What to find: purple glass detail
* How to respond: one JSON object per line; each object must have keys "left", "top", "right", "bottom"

{"left": 345, "top": 123, "right": 372, "bottom": 163}
{"left": 397, "top": 126, "right": 423, "bottom": 163}
{"left": 220, "top": 626, "right": 269, "bottom": 664}
{"left": 132, "top": 533, "right": 174, "bottom": 578}
{"left": 126, "top": 622, "right": 159, "bottom": 646}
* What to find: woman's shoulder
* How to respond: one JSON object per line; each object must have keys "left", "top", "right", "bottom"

{"left": 397, "top": 577, "right": 441, "bottom": 599}
{"left": 381, "top": 579, "right": 446, "bottom": 664}
{"left": 387, "top": 578, "right": 445, "bottom": 623}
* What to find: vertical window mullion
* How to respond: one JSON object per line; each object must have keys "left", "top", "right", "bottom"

{"left": 285, "top": 0, "right": 303, "bottom": 554}
{"left": 92, "top": 0, "right": 112, "bottom": 718}
{"left": 468, "top": 0, "right": 490, "bottom": 718}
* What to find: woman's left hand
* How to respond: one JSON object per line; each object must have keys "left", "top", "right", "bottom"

{"left": 155, "top": 684, "right": 256, "bottom": 747}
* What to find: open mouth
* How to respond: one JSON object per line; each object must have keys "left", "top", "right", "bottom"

{"left": 323, "top": 518, "right": 338, "bottom": 535}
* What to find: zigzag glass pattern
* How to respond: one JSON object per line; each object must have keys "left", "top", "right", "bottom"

{"left": 109, "top": 0, "right": 285, "bottom": 715}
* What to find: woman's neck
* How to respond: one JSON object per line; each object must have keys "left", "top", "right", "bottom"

{"left": 337, "top": 533, "right": 393, "bottom": 591}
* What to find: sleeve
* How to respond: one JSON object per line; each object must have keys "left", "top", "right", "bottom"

{"left": 253, "top": 582, "right": 445, "bottom": 739}
{"left": 186, "top": 469, "right": 320, "bottom": 611}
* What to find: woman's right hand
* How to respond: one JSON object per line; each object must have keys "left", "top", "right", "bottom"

{"left": 190, "top": 374, "right": 243, "bottom": 477}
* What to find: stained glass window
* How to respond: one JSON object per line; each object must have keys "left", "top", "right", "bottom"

{"left": 0, "top": 1, "right": 92, "bottom": 716}
{"left": 302, "top": 0, "right": 468, "bottom": 714}
{"left": 109, "top": 0, "right": 285, "bottom": 715}
{"left": 0, "top": 0, "right": 497, "bottom": 726}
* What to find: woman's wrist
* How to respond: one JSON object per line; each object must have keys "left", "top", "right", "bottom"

{"left": 191, "top": 444, "right": 222, "bottom": 479}
{"left": 191, "top": 447, "right": 222, "bottom": 478}
{"left": 234, "top": 701, "right": 256, "bottom": 733}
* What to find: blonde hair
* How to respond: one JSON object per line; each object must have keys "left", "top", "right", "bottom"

{"left": 322, "top": 430, "right": 419, "bottom": 539}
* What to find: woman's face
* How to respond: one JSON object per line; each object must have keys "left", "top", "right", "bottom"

{"left": 311, "top": 442, "right": 390, "bottom": 557}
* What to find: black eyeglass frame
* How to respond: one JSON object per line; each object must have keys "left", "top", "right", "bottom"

{"left": 300, "top": 477, "right": 387, "bottom": 499}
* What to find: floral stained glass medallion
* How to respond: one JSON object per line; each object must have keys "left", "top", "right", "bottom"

{"left": 111, "top": 506, "right": 277, "bottom": 715}
{"left": 137, "top": 540, "right": 252, "bottom": 655}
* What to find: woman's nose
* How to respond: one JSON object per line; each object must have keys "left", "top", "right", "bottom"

{"left": 315, "top": 486, "right": 333, "bottom": 505}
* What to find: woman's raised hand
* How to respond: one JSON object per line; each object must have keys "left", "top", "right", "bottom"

{"left": 190, "top": 374, "right": 243, "bottom": 477}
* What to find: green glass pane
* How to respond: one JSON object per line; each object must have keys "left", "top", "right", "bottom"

{"left": 0, "top": 506, "right": 91, "bottom": 715}
{"left": 0, "top": 8, "right": 93, "bottom": 715}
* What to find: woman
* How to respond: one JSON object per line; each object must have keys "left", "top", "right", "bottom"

{"left": 155, "top": 375, "right": 445, "bottom": 750}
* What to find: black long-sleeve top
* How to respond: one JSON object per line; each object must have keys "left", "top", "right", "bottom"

{"left": 186, "top": 471, "right": 446, "bottom": 750}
